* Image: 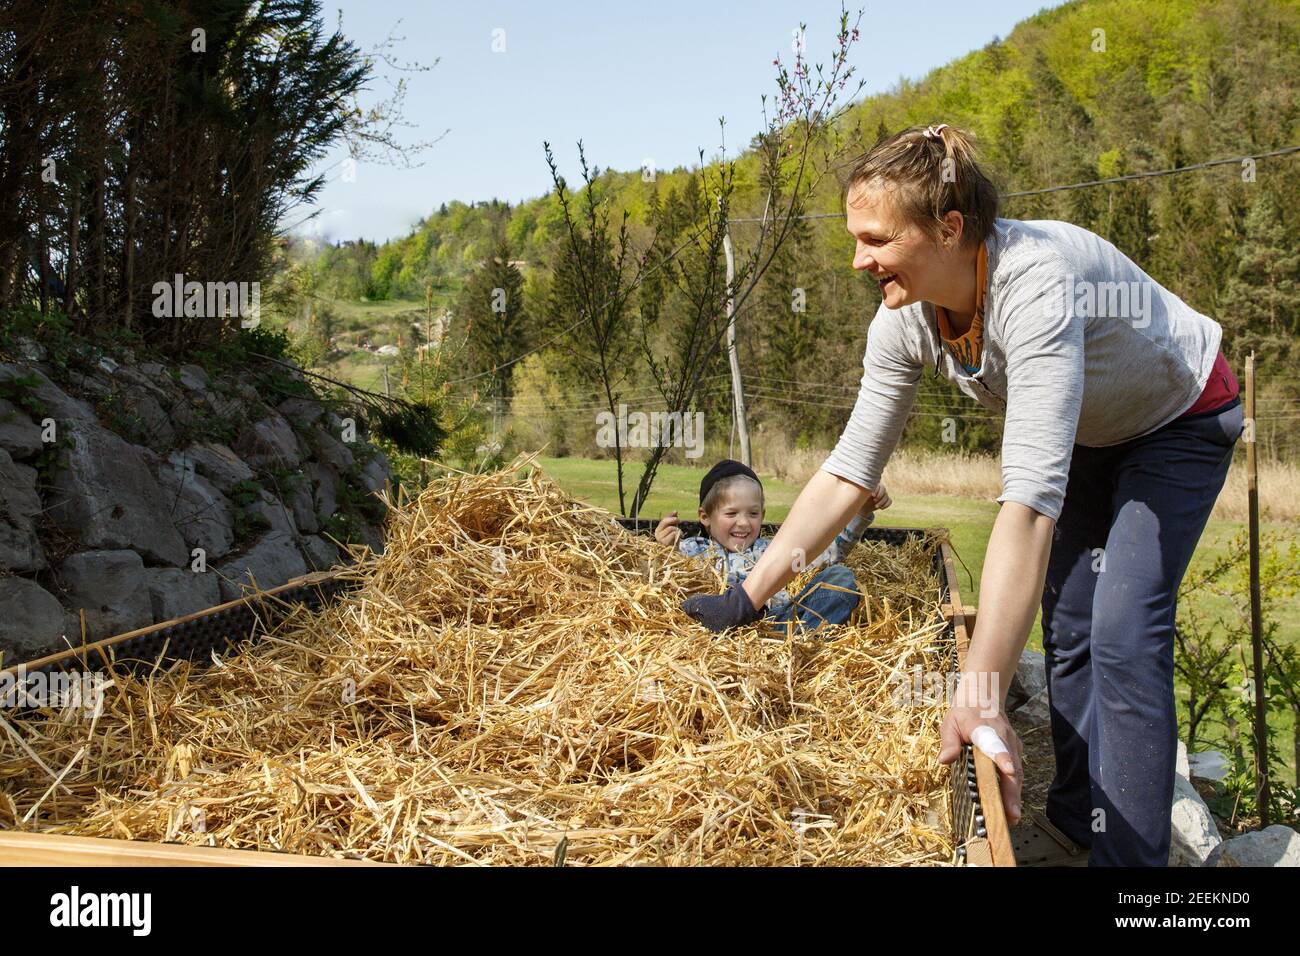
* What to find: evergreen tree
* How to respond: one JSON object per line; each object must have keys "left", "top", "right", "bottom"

{"left": 1221, "top": 191, "right": 1300, "bottom": 354}
{"left": 455, "top": 236, "right": 530, "bottom": 401}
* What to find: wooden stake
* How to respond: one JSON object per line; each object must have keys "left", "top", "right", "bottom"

{"left": 1245, "top": 351, "right": 1270, "bottom": 825}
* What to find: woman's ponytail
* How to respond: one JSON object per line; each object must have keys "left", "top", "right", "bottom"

{"left": 844, "top": 124, "right": 999, "bottom": 250}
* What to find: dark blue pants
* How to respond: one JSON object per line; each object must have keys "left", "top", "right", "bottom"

{"left": 767, "top": 563, "right": 861, "bottom": 636}
{"left": 1041, "top": 398, "right": 1243, "bottom": 866}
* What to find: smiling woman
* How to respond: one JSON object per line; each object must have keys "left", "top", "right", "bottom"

{"left": 847, "top": 123, "right": 999, "bottom": 333}
{"left": 680, "top": 123, "right": 1244, "bottom": 869}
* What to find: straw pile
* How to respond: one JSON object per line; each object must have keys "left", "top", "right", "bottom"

{"left": 1, "top": 455, "right": 955, "bottom": 865}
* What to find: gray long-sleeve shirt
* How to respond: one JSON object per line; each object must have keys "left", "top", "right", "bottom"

{"left": 821, "top": 218, "right": 1223, "bottom": 520}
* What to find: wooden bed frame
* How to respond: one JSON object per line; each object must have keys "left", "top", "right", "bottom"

{"left": 0, "top": 532, "right": 1014, "bottom": 866}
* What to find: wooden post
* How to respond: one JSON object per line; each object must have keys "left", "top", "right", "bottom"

{"left": 1245, "top": 351, "right": 1270, "bottom": 825}
{"left": 722, "top": 219, "right": 750, "bottom": 466}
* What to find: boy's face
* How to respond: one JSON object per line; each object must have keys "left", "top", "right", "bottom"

{"left": 699, "top": 480, "right": 764, "bottom": 553}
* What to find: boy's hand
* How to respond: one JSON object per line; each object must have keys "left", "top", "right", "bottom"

{"left": 863, "top": 483, "right": 892, "bottom": 515}
{"left": 655, "top": 511, "right": 682, "bottom": 547}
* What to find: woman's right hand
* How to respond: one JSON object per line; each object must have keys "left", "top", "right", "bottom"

{"left": 655, "top": 511, "right": 682, "bottom": 547}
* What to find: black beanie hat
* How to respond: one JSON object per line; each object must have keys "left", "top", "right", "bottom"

{"left": 699, "top": 459, "right": 761, "bottom": 506}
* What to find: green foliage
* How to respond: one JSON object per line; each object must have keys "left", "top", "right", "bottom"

{"left": 188, "top": 324, "right": 300, "bottom": 378}
{"left": 228, "top": 478, "right": 264, "bottom": 508}
{"left": 307, "top": 0, "right": 1300, "bottom": 468}
{"left": 1176, "top": 529, "right": 1300, "bottom": 824}
{"left": 0, "top": 371, "right": 45, "bottom": 418}
{"left": 1222, "top": 190, "right": 1300, "bottom": 351}
{"left": 451, "top": 236, "right": 531, "bottom": 401}
{"left": 366, "top": 401, "right": 447, "bottom": 459}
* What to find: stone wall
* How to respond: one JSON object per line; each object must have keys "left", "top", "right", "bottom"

{"left": 0, "top": 346, "right": 391, "bottom": 664}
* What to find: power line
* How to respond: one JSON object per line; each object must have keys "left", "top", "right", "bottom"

{"left": 444, "top": 228, "right": 709, "bottom": 386}
{"left": 727, "top": 144, "right": 1300, "bottom": 222}
{"left": 1004, "top": 144, "right": 1300, "bottom": 198}
{"left": 331, "top": 142, "right": 1300, "bottom": 408}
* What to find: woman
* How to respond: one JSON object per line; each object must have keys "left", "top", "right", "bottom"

{"left": 681, "top": 124, "right": 1243, "bottom": 867}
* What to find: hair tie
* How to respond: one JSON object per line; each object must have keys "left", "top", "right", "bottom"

{"left": 924, "top": 124, "right": 949, "bottom": 140}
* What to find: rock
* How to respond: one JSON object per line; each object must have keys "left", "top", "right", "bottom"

{"left": 1007, "top": 648, "right": 1047, "bottom": 710}
{"left": 118, "top": 386, "right": 176, "bottom": 448}
{"left": 358, "top": 448, "right": 390, "bottom": 494}
{"left": 307, "top": 424, "right": 354, "bottom": 472}
{"left": 214, "top": 531, "right": 307, "bottom": 602}
{"left": 246, "top": 488, "right": 297, "bottom": 537}
{"left": 156, "top": 454, "right": 235, "bottom": 560}
{"left": 178, "top": 364, "right": 210, "bottom": 392}
{"left": 235, "top": 411, "right": 306, "bottom": 470}
{"left": 72, "top": 368, "right": 113, "bottom": 402}
{"left": 358, "top": 521, "right": 386, "bottom": 557}
{"left": 204, "top": 387, "right": 245, "bottom": 422}
{"left": 166, "top": 394, "right": 205, "bottom": 436}
{"left": 282, "top": 473, "right": 319, "bottom": 534}
{"left": 1169, "top": 772, "right": 1222, "bottom": 866}
{"left": 1206, "top": 825, "right": 1300, "bottom": 867}
{"left": 114, "top": 363, "right": 171, "bottom": 399}
{"left": 1014, "top": 687, "right": 1051, "bottom": 727}
{"left": 0, "top": 362, "right": 97, "bottom": 424}
{"left": 306, "top": 463, "right": 338, "bottom": 525}
{"left": 277, "top": 397, "right": 326, "bottom": 428}
{"left": 1176, "top": 739, "right": 1190, "bottom": 780}
{"left": 234, "top": 381, "right": 261, "bottom": 406}
{"left": 181, "top": 442, "right": 255, "bottom": 493}
{"left": 45, "top": 422, "right": 189, "bottom": 566}
{"left": 145, "top": 567, "right": 222, "bottom": 621}
{"left": 0, "top": 449, "right": 45, "bottom": 572}
{"left": 11, "top": 336, "right": 46, "bottom": 362}
{"left": 58, "top": 549, "right": 153, "bottom": 639}
{"left": 300, "top": 534, "right": 341, "bottom": 571}
{"left": 0, "top": 398, "right": 44, "bottom": 459}
{"left": 1188, "top": 750, "right": 1230, "bottom": 786}
{"left": 0, "top": 576, "right": 67, "bottom": 662}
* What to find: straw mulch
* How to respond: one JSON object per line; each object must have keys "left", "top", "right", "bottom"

{"left": 0, "top": 455, "right": 956, "bottom": 865}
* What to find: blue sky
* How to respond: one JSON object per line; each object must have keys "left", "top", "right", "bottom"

{"left": 296, "top": 1, "right": 1058, "bottom": 243}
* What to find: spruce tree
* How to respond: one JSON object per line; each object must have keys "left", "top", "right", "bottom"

{"left": 1222, "top": 191, "right": 1300, "bottom": 351}
{"left": 456, "top": 236, "right": 530, "bottom": 401}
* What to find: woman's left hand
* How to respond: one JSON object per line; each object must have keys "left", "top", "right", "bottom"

{"left": 938, "top": 703, "right": 1024, "bottom": 825}
{"left": 681, "top": 583, "right": 765, "bottom": 633}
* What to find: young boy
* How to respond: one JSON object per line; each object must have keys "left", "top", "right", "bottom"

{"left": 656, "top": 459, "right": 890, "bottom": 636}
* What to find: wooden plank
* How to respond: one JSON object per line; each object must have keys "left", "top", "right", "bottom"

{"left": 1, "top": 569, "right": 347, "bottom": 678}
{"left": 0, "top": 830, "right": 386, "bottom": 867}
{"left": 963, "top": 836, "right": 994, "bottom": 867}
{"left": 939, "top": 540, "right": 1016, "bottom": 868}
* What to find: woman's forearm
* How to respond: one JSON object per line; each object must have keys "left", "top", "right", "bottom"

{"left": 741, "top": 470, "right": 872, "bottom": 608}
{"left": 961, "top": 501, "right": 1055, "bottom": 711}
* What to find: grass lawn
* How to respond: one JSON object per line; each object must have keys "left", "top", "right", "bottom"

{"left": 534, "top": 454, "right": 1299, "bottom": 778}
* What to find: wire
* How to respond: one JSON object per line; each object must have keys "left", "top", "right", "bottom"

{"left": 1004, "top": 145, "right": 1300, "bottom": 198}
{"left": 444, "top": 228, "right": 711, "bottom": 386}
{"left": 727, "top": 144, "right": 1300, "bottom": 222}
{"left": 326, "top": 142, "right": 1300, "bottom": 408}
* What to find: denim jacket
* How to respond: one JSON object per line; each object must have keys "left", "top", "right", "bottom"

{"left": 677, "top": 513, "right": 873, "bottom": 612}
